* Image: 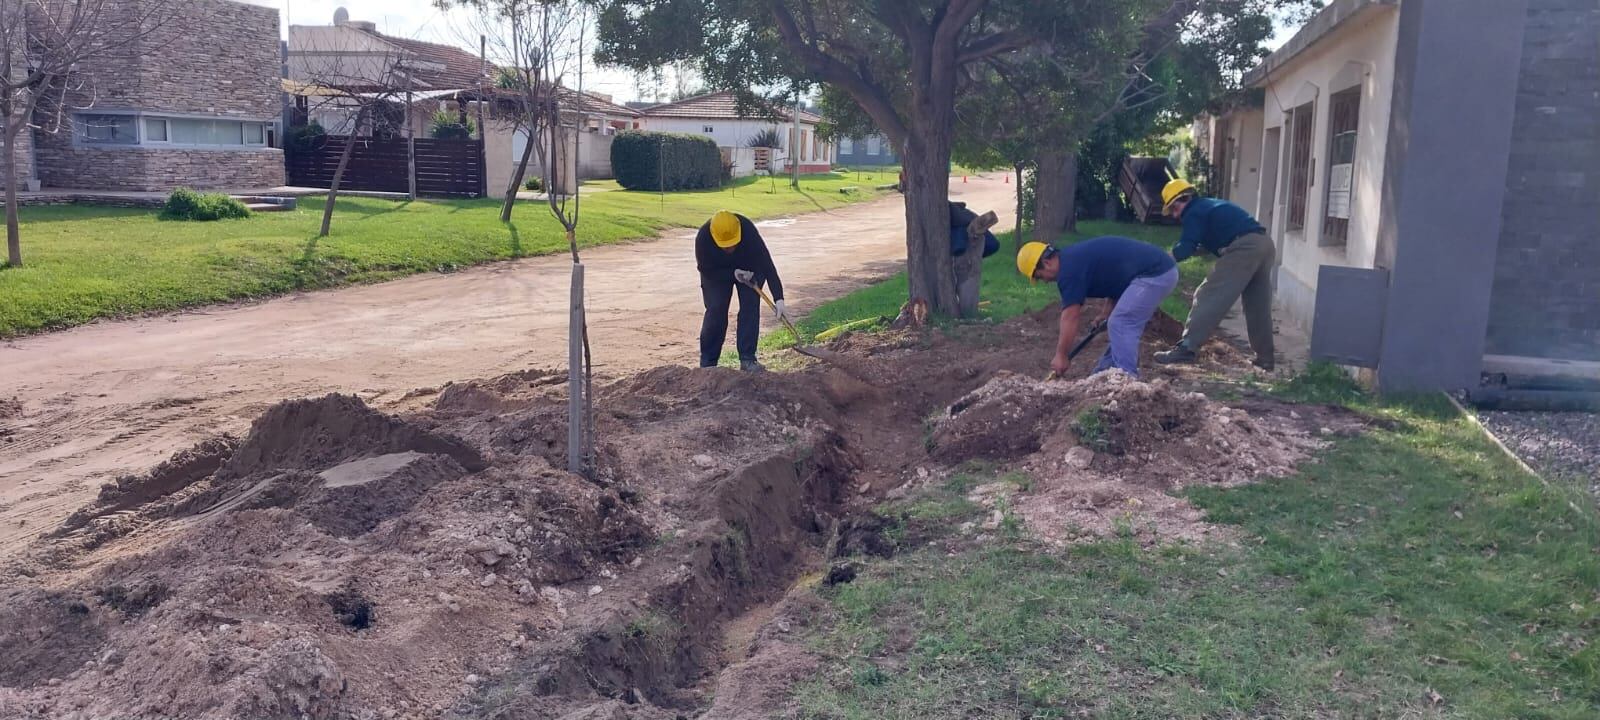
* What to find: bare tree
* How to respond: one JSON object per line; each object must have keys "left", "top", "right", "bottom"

{"left": 443, "top": 0, "right": 596, "bottom": 476}
{"left": 289, "top": 35, "right": 415, "bottom": 237}
{"left": 452, "top": 0, "right": 583, "bottom": 223}
{"left": 0, "top": 0, "right": 179, "bottom": 267}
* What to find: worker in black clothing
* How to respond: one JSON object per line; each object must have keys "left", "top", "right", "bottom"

{"left": 696, "top": 210, "right": 787, "bottom": 371}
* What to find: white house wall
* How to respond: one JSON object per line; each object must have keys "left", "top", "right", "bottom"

{"left": 638, "top": 117, "right": 832, "bottom": 171}
{"left": 1256, "top": 6, "right": 1400, "bottom": 332}
{"left": 1219, "top": 108, "right": 1265, "bottom": 217}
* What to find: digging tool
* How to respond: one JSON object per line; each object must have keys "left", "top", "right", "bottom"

{"left": 736, "top": 276, "right": 824, "bottom": 359}
{"left": 1047, "top": 320, "right": 1107, "bottom": 380}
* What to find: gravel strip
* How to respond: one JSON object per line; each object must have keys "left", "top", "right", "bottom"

{"left": 1478, "top": 410, "right": 1600, "bottom": 501}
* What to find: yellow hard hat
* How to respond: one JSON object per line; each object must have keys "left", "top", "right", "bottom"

{"left": 710, "top": 210, "right": 742, "bottom": 248}
{"left": 1161, "top": 178, "right": 1196, "bottom": 209}
{"left": 1017, "top": 241, "right": 1050, "bottom": 283}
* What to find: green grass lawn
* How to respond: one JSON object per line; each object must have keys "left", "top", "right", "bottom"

{"left": 0, "top": 171, "right": 895, "bottom": 337}
{"left": 793, "top": 379, "right": 1600, "bottom": 718}
{"left": 744, "top": 219, "right": 1196, "bottom": 360}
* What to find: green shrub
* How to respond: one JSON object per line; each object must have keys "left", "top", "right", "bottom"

{"left": 430, "top": 110, "right": 475, "bottom": 140}
{"left": 286, "top": 123, "right": 326, "bottom": 151}
{"left": 610, "top": 131, "right": 722, "bottom": 191}
{"left": 160, "top": 188, "right": 251, "bottom": 221}
{"left": 523, "top": 176, "right": 543, "bottom": 192}
{"left": 747, "top": 127, "right": 782, "bottom": 148}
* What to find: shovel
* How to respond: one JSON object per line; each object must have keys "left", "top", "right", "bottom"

{"left": 1047, "top": 320, "right": 1106, "bottom": 380}
{"left": 736, "top": 276, "right": 826, "bottom": 359}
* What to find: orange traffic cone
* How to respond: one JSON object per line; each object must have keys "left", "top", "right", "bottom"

{"left": 1004, "top": 174, "right": 1009, "bottom": 184}
{"left": 963, "top": 175, "right": 968, "bottom": 183}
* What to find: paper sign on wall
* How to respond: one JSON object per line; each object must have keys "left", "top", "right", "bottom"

{"left": 1327, "top": 163, "right": 1353, "bottom": 219}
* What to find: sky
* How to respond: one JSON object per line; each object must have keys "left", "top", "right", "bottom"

{"left": 242, "top": 1, "right": 1311, "bottom": 104}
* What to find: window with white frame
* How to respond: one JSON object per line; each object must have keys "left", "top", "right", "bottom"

{"left": 80, "top": 113, "right": 271, "bottom": 148}
{"left": 839, "top": 137, "right": 852, "bottom": 154}
{"left": 866, "top": 135, "right": 881, "bottom": 156}
{"left": 703, "top": 125, "right": 714, "bottom": 133}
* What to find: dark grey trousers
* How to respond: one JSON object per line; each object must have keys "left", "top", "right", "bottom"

{"left": 1180, "top": 232, "right": 1276, "bottom": 362}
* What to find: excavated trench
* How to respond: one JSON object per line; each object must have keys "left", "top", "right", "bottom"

{"left": 0, "top": 308, "right": 1351, "bottom": 719}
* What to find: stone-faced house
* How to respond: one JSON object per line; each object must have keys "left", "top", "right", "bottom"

{"left": 27, "top": 0, "right": 284, "bottom": 191}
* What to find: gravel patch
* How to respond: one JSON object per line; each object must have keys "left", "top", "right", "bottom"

{"left": 1478, "top": 410, "right": 1600, "bottom": 501}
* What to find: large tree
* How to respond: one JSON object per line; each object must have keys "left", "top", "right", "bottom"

{"left": 958, "top": 0, "right": 1315, "bottom": 240}
{"left": 593, "top": 0, "right": 1199, "bottom": 317}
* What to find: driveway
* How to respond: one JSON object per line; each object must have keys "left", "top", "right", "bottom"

{"left": 0, "top": 175, "right": 1016, "bottom": 557}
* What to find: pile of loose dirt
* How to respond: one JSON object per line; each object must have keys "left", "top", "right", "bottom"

{"left": 931, "top": 371, "right": 1345, "bottom": 544}
{"left": 3, "top": 392, "right": 662, "bottom": 720}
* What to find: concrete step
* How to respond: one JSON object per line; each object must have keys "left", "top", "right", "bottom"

{"left": 244, "top": 202, "right": 291, "bottom": 213}
{"left": 232, "top": 195, "right": 298, "bottom": 211}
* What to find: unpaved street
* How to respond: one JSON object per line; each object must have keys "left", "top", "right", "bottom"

{"left": 0, "top": 175, "right": 1014, "bottom": 557}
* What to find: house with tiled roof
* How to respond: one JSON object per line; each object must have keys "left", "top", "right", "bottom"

{"left": 638, "top": 91, "right": 833, "bottom": 174}
{"left": 287, "top": 9, "right": 642, "bottom": 195}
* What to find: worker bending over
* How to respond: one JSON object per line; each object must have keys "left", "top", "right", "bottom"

{"left": 1153, "top": 179, "right": 1277, "bottom": 370}
{"left": 1017, "top": 236, "right": 1178, "bottom": 378}
{"left": 695, "top": 210, "right": 787, "bottom": 372}
{"left": 948, "top": 201, "right": 1000, "bottom": 259}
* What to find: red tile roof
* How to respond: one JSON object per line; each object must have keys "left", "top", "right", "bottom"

{"left": 355, "top": 28, "right": 492, "bottom": 90}
{"left": 641, "top": 91, "right": 821, "bottom": 124}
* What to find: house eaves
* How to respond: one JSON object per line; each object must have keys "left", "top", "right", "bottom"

{"left": 1242, "top": 0, "right": 1399, "bottom": 87}
{"left": 641, "top": 90, "right": 816, "bottom": 124}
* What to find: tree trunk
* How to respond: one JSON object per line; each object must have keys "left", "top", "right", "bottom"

{"left": 1031, "top": 150, "right": 1078, "bottom": 241}
{"left": 502, "top": 126, "right": 537, "bottom": 223}
{"left": 320, "top": 132, "right": 360, "bottom": 238}
{"left": 900, "top": 137, "right": 961, "bottom": 317}
{"left": 1013, "top": 163, "right": 1024, "bottom": 252}
{"left": 4, "top": 123, "right": 20, "bottom": 268}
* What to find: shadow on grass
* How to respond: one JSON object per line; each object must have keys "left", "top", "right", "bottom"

{"left": 792, "top": 187, "right": 827, "bottom": 213}
{"left": 507, "top": 222, "right": 524, "bottom": 258}
{"left": 342, "top": 200, "right": 413, "bottom": 220}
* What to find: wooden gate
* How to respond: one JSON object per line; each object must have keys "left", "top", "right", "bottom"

{"left": 286, "top": 135, "right": 486, "bottom": 198}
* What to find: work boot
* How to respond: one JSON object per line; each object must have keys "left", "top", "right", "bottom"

{"left": 740, "top": 359, "right": 766, "bottom": 373}
{"left": 1252, "top": 356, "right": 1275, "bottom": 372}
{"left": 1153, "top": 344, "right": 1198, "bottom": 365}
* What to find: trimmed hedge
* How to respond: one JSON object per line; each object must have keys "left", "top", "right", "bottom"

{"left": 611, "top": 131, "right": 722, "bottom": 191}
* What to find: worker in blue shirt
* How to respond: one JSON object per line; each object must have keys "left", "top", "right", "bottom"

{"left": 1152, "top": 179, "right": 1277, "bottom": 371}
{"left": 1016, "top": 237, "right": 1178, "bottom": 378}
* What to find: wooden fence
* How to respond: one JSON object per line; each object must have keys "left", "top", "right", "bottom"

{"left": 286, "top": 135, "right": 486, "bottom": 198}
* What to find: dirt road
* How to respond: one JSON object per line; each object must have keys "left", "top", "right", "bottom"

{"left": 0, "top": 175, "right": 1016, "bottom": 557}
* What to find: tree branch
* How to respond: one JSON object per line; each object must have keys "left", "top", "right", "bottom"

{"left": 956, "top": 30, "right": 1036, "bottom": 65}
{"left": 767, "top": 0, "right": 910, "bottom": 145}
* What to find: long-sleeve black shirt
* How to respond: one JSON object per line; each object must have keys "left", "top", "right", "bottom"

{"left": 694, "top": 214, "right": 784, "bottom": 301}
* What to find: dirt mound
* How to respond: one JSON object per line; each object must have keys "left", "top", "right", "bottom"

{"left": 221, "top": 393, "right": 487, "bottom": 478}
{"left": 53, "top": 395, "right": 488, "bottom": 551}
{"left": 933, "top": 371, "right": 1335, "bottom": 544}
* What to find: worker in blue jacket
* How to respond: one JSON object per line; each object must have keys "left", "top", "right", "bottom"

{"left": 948, "top": 201, "right": 1000, "bottom": 258}
{"left": 696, "top": 210, "right": 786, "bottom": 372}
{"left": 1153, "top": 179, "right": 1277, "bottom": 371}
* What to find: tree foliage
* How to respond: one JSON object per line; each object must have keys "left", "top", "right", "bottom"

{"left": 594, "top": 0, "right": 1200, "bottom": 317}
